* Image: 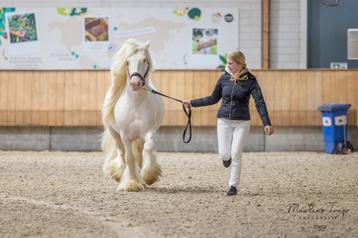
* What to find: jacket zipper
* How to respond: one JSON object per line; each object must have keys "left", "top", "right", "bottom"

{"left": 228, "top": 82, "right": 236, "bottom": 120}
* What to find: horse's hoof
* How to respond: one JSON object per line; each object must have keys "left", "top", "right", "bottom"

{"left": 111, "top": 172, "right": 122, "bottom": 182}
{"left": 118, "top": 179, "right": 144, "bottom": 192}
{"left": 110, "top": 161, "right": 125, "bottom": 182}
{"left": 141, "top": 166, "right": 161, "bottom": 185}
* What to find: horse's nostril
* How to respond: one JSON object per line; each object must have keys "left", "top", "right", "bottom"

{"left": 130, "top": 79, "right": 141, "bottom": 89}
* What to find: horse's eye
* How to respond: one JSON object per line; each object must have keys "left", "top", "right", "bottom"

{"left": 143, "top": 58, "right": 147, "bottom": 63}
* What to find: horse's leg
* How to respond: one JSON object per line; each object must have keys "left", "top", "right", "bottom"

{"left": 106, "top": 127, "right": 125, "bottom": 182}
{"left": 102, "top": 128, "right": 124, "bottom": 181}
{"left": 132, "top": 138, "right": 144, "bottom": 169}
{"left": 118, "top": 134, "right": 144, "bottom": 192}
{"left": 141, "top": 132, "right": 161, "bottom": 185}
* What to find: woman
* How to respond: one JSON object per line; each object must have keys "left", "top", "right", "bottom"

{"left": 183, "top": 51, "right": 273, "bottom": 196}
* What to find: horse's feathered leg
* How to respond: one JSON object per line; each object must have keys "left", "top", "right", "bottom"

{"left": 108, "top": 127, "right": 126, "bottom": 182}
{"left": 102, "top": 129, "right": 117, "bottom": 174}
{"left": 132, "top": 138, "right": 144, "bottom": 169}
{"left": 141, "top": 132, "right": 161, "bottom": 185}
{"left": 102, "top": 127, "right": 126, "bottom": 182}
{"left": 118, "top": 134, "right": 144, "bottom": 192}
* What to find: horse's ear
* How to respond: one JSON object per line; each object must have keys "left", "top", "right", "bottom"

{"left": 144, "top": 40, "right": 150, "bottom": 49}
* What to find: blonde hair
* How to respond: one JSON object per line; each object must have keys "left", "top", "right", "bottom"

{"left": 228, "top": 51, "right": 246, "bottom": 68}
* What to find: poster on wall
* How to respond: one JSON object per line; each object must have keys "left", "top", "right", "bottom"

{"left": 0, "top": 7, "right": 239, "bottom": 70}
{"left": 6, "top": 12, "right": 40, "bottom": 56}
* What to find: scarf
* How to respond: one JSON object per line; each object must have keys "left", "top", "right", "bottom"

{"left": 231, "top": 67, "right": 249, "bottom": 81}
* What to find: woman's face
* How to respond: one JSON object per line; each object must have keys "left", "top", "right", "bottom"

{"left": 227, "top": 57, "right": 242, "bottom": 74}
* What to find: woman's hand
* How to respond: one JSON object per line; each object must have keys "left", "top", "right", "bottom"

{"left": 264, "top": 125, "right": 274, "bottom": 136}
{"left": 183, "top": 100, "right": 192, "bottom": 108}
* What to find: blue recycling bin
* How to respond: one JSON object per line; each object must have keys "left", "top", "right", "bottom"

{"left": 318, "top": 104, "right": 351, "bottom": 154}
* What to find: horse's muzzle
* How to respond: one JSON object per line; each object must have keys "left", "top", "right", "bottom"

{"left": 129, "top": 75, "right": 143, "bottom": 91}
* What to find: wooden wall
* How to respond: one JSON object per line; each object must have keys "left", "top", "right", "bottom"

{"left": 0, "top": 69, "right": 357, "bottom": 127}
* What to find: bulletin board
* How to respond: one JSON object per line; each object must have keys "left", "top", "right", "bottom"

{"left": 0, "top": 7, "right": 239, "bottom": 70}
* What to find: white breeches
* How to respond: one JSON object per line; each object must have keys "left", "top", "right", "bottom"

{"left": 217, "top": 118, "right": 250, "bottom": 187}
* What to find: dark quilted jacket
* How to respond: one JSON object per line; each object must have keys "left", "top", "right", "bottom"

{"left": 191, "top": 71, "right": 271, "bottom": 126}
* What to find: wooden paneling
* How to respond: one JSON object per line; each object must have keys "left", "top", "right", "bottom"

{"left": 0, "top": 69, "right": 357, "bottom": 127}
{"left": 262, "top": 0, "right": 270, "bottom": 69}
{"left": 7, "top": 71, "right": 16, "bottom": 125}
{"left": 0, "top": 71, "right": 8, "bottom": 125}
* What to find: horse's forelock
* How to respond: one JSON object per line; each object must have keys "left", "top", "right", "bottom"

{"left": 113, "top": 39, "right": 153, "bottom": 75}
{"left": 126, "top": 47, "right": 152, "bottom": 69}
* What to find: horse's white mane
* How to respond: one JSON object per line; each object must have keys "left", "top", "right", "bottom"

{"left": 102, "top": 39, "right": 153, "bottom": 128}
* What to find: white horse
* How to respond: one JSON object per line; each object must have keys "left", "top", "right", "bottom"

{"left": 102, "top": 39, "right": 164, "bottom": 192}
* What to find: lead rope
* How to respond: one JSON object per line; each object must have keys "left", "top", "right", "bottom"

{"left": 145, "top": 86, "right": 192, "bottom": 143}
